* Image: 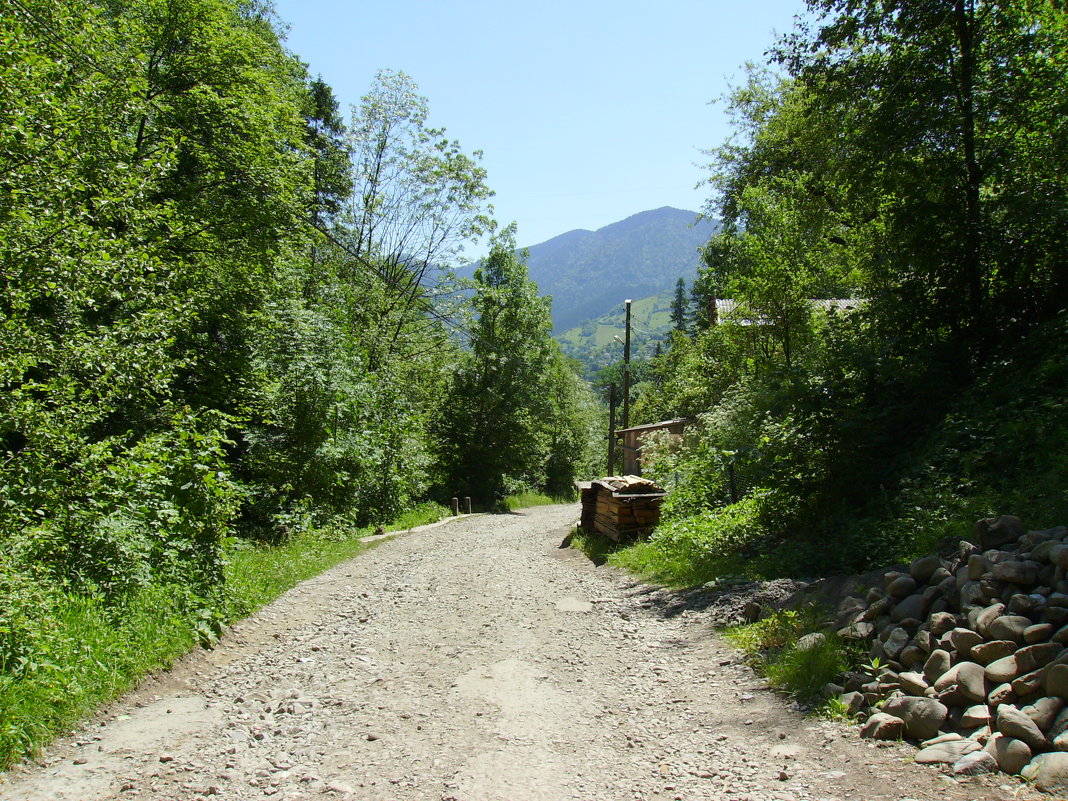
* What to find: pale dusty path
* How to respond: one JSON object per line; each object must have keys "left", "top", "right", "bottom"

{"left": 0, "top": 505, "right": 1030, "bottom": 801}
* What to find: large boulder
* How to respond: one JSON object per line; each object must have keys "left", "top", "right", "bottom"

{"left": 961, "top": 704, "right": 991, "bottom": 728}
{"left": 1025, "top": 623, "right": 1055, "bottom": 644}
{"left": 974, "top": 603, "right": 1007, "bottom": 638}
{"left": 934, "top": 661, "right": 986, "bottom": 703}
{"left": 915, "top": 739, "right": 980, "bottom": 764}
{"left": 997, "top": 704, "right": 1048, "bottom": 752}
{"left": 971, "top": 639, "right": 1017, "bottom": 666}
{"left": 953, "top": 750, "right": 999, "bottom": 775}
{"left": 929, "top": 612, "right": 957, "bottom": 636}
{"left": 882, "top": 696, "right": 948, "bottom": 740}
{"left": 949, "top": 627, "right": 983, "bottom": 656}
{"left": 1050, "top": 543, "right": 1068, "bottom": 570}
{"left": 987, "top": 682, "right": 1017, "bottom": 709}
{"left": 899, "top": 671, "right": 929, "bottom": 696}
{"left": 923, "top": 649, "right": 953, "bottom": 684}
{"left": 984, "top": 733, "right": 1033, "bottom": 775}
{"left": 1046, "top": 663, "right": 1068, "bottom": 700}
{"left": 976, "top": 515, "right": 1026, "bottom": 550}
{"left": 1023, "top": 697, "right": 1064, "bottom": 733}
{"left": 860, "top": 712, "right": 905, "bottom": 740}
{"left": 992, "top": 560, "right": 1042, "bottom": 586}
{"left": 1017, "top": 642, "right": 1064, "bottom": 673}
{"left": 988, "top": 615, "right": 1035, "bottom": 644}
{"left": 986, "top": 654, "right": 1022, "bottom": 685}
{"left": 910, "top": 554, "right": 943, "bottom": 584}
{"left": 1022, "top": 752, "right": 1068, "bottom": 792}
{"left": 888, "top": 575, "right": 918, "bottom": 599}
{"left": 891, "top": 593, "right": 928, "bottom": 623}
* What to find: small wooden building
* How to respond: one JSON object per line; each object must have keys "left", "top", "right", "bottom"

{"left": 580, "top": 475, "right": 667, "bottom": 541}
{"left": 614, "top": 418, "right": 692, "bottom": 476}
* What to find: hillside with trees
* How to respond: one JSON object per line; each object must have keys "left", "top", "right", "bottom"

{"left": 616, "top": 0, "right": 1068, "bottom": 585}
{"left": 518, "top": 207, "right": 718, "bottom": 333}
{"left": 0, "top": 0, "right": 597, "bottom": 766}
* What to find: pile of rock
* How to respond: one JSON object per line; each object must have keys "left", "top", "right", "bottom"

{"left": 829, "top": 515, "right": 1068, "bottom": 792}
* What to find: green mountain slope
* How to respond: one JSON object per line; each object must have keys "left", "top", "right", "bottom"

{"left": 556, "top": 290, "right": 677, "bottom": 376}
{"left": 521, "top": 207, "right": 718, "bottom": 333}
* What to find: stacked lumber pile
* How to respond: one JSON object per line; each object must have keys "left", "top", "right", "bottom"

{"left": 580, "top": 475, "right": 666, "bottom": 541}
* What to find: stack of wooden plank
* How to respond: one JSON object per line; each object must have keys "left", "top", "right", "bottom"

{"left": 580, "top": 475, "right": 667, "bottom": 541}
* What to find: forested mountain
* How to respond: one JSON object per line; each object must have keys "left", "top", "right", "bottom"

{"left": 556, "top": 289, "right": 676, "bottom": 376}
{"left": 521, "top": 207, "right": 718, "bottom": 333}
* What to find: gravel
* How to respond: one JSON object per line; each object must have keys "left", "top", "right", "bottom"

{"left": 0, "top": 505, "right": 1031, "bottom": 801}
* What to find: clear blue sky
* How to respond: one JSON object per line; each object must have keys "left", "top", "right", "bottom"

{"left": 272, "top": 0, "right": 807, "bottom": 249}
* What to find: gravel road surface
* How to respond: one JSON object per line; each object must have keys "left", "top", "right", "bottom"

{"left": 0, "top": 505, "right": 1029, "bottom": 800}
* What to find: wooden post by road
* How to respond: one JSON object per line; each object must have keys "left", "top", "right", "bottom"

{"left": 464, "top": 496, "right": 472, "bottom": 514}
{"left": 451, "top": 497, "right": 459, "bottom": 516}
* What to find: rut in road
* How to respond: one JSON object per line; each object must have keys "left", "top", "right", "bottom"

{"left": 0, "top": 504, "right": 1025, "bottom": 801}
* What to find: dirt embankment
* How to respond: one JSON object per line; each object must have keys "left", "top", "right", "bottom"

{"left": 0, "top": 505, "right": 1028, "bottom": 800}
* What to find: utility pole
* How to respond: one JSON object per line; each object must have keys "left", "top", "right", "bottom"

{"left": 607, "top": 383, "right": 617, "bottom": 475}
{"left": 622, "top": 299, "right": 632, "bottom": 431}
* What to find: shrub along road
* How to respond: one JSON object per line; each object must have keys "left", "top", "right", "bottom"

{"left": 0, "top": 506, "right": 1027, "bottom": 800}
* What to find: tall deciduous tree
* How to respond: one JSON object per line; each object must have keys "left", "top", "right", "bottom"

{"left": 341, "top": 69, "right": 493, "bottom": 367}
{"left": 777, "top": 0, "right": 1068, "bottom": 349}
{"left": 345, "top": 69, "right": 493, "bottom": 285}
{"left": 437, "top": 225, "right": 594, "bottom": 504}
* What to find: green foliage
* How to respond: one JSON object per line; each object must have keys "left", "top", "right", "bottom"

{"left": 609, "top": 497, "right": 766, "bottom": 586}
{"left": 437, "top": 225, "right": 599, "bottom": 504}
{"left": 726, "top": 607, "right": 852, "bottom": 702}
{"left": 639, "top": 3, "right": 1068, "bottom": 589}
{"left": 566, "top": 527, "right": 626, "bottom": 566}
{"left": 344, "top": 68, "right": 494, "bottom": 286}
{"left": 1, "top": 0, "right": 600, "bottom": 769}
{"left": 499, "top": 491, "right": 574, "bottom": 512}
{"left": 0, "top": 584, "right": 203, "bottom": 768}
{"left": 670, "top": 277, "right": 690, "bottom": 332}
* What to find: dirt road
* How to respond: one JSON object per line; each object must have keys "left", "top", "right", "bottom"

{"left": 0, "top": 505, "right": 1027, "bottom": 800}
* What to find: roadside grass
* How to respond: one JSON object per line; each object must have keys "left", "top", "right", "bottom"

{"left": 0, "top": 501, "right": 450, "bottom": 770}
{"left": 565, "top": 527, "right": 625, "bottom": 565}
{"left": 570, "top": 527, "right": 857, "bottom": 711}
{"left": 607, "top": 538, "right": 743, "bottom": 588}
{"left": 725, "top": 607, "right": 855, "bottom": 708}
{"left": 499, "top": 491, "right": 575, "bottom": 512}
{"left": 384, "top": 502, "right": 451, "bottom": 533}
{"left": 0, "top": 586, "right": 200, "bottom": 768}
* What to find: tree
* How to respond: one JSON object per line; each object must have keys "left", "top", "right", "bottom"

{"left": 437, "top": 225, "right": 594, "bottom": 503}
{"left": 340, "top": 69, "right": 494, "bottom": 367}
{"left": 775, "top": 0, "right": 1068, "bottom": 350}
{"left": 699, "top": 69, "right": 863, "bottom": 370}
{"left": 304, "top": 76, "right": 352, "bottom": 227}
{"left": 0, "top": 0, "right": 313, "bottom": 590}
{"left": 345, "top": 69, "right": 493, "bottom": 286}
{"left": 670, "top": 277, "right": 690, "bottom": 332}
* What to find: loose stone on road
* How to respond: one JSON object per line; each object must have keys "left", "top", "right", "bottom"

{"left": 0, "top": 505, "right": 1028, "bottom": 800}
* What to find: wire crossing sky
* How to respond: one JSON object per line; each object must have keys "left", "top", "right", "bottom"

{"left": 273, "top": 0, "right": 807, "bottom": 249}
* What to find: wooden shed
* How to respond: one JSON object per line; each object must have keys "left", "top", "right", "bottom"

{"left": 614, "top": 418, "right": 692, "bottom": 476}
{"left": 580, "top": 475, "right": 667, "bottom": 541}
